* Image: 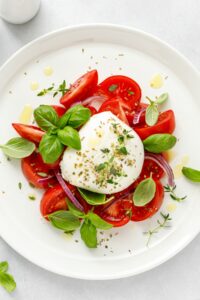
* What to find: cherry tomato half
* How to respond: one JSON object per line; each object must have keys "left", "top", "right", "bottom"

{"left": 99, "top": 75, "right": 141, "bottom": 111}
{"left": 131, "top": 180, "right": 164, "bottom": 221}
{"left": 51, "top": 105, "right": 66, "bottom": 117}
{"left": 12, "top": 123, "right": 44, "bottom": 144}
{"left": 21, "top": 152, "right": 57, "bottom": 189}
{"left": 60, "top": 70, "right": 98, "bottom": 108}
{"left": 134, "top": 110, "right": 175, "bottom": 140}
{"left": 126, "top": 103, "right": 148, "bottom": 126}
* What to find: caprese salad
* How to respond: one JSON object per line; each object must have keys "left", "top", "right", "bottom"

{"left": 1, "top": 69, "right": 199, "bottom": 248}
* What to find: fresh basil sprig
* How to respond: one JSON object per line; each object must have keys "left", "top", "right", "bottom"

{"left": 0, "top": 137, "right": 35, "bottom": 158}
{"left": 58, "top": 105, "right": 91, "bottom": 129}
{"left": 78, "top": 188, "right": 106, "bottom": 205}
{"left": 39, "top": 134, "right": 64, "bottom": 163}
{"left": 143, "top": 133, "right": 177, "bottom": 153}
{"left": 57, "top": 126, "right": 81, "bottom": 150}
{"left": 34, "top": 105, "right": 59, "bottom": 131}
{"left": 133, "top": 177, "right": 156, "bottom": 206}
{"left": 145, "top": 93, "right": 168, "bottom": 126}
{"left": 0, "top": 261, "right": 16, "bottom": 293}
{"left": 80, "top": 219, "right": 97, "bottom": 248}
{"left": 182, "top": 166, "right": 200, "bottom": 182}
{"left": 48, "top": 210, "right": 81, "bottom": 231}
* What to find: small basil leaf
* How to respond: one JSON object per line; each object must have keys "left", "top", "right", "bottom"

{"left": 59, "top": 105, "right": 91, "bottom": 129}
{"left": 66, "top": 199, "right": 85, "bottom": 218}
{"left": 39, "top": 134, "right": 64, "bottom": 163}
{"left": 34, "top": 105, "right": 59, "bottom": 131}
{"left": 80, "top": 219, "right": 97, "bottom": 248}
{"left": 78, "top": 188, "right": 106, "bottom": 205}
{"left": 145, "top": 104, "right": 159, "bottom": 126}
{"left": 143, "top": 134, "right": 177, "bottom": 153}
{"left": 88, "top": 212, "right": 112, "bottom": 229}
{"left": 182, "top": 167, "right": 200, "bottom": 182}
{"left": 133, "top": 177, "right": 156, "bottom": 206}
{"left": 156, "top": 93, "right": 169, "bottom": 104}
{"left": 57, "top": 126, "right": 81, "bottom": 150}
{"left": 48, "top": 210, "right": 81, "bottom": 231}
{"left": 0, "top": 137, "right": 35, "bottom": 158}
{"left": 0, "top": 262, "right": 8, "bottom": 273}
{"left": 0, "top": 272, "right": 16, "bottom": 293}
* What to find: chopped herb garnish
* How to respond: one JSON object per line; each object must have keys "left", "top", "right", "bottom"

{"left": 18, "top": 182, "right": 22, "bottom": 190}
{"left": 28, "top": 195, "right": 36, "bottom": 201}
{"left": 108, "top": 84, "right": 118, "bottom": 92}
{"left": 37, "top": 172, "right": 48, "bottom": 177}
{"left": 101, "top": 148, "right": 110, "bottom": 153}
{"left": 127, "top": 90, "right": 134, "bottom": 95}
{"left": 117, "top": 146, "right": 128, "bottom": 155}
{"left": 95, "top": 163, "right": 107, "bottom": 172}
{"left": 37, "top": 80, "right": 69, "bottom": 97}
{"left": 118, "top": 135, "right": 124, "bottom": 144}
{"left": 164, "top": 185, "right": 187, "bottom": 202}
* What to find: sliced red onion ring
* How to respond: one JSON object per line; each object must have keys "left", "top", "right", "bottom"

{"left": 144, "top": 152, "right": 175, "bottom": 187}
{"left": 37, "top": 175, "right": 55, "bottom": 184}
{"left": 82, "top": 95, "right": 106, "bottom": 106}
{"left": 54, "top": 170, "right": 84, "bottom": 212}
{"left": 133, "top": 107, "right": 146, "bottom": 125}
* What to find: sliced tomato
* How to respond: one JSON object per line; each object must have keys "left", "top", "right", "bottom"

{"left": 12, "top": 123, "right": 44, "bottom": 143}
{"left": 94, "top": 197, "right": 132, "bottom": 227}
{"left": 126, "top": 103, "right": 148, "bottom": 126}
{"left": 134, "top": 110, "right": 175, "bottom": 140}
{"left": 131, "top": 180, "right": 164, "bottom": 221}
{"left": 98, "top": 98, "right": 129, "bottom": 125}
{"left": 37, "top": 153, "right": 61, "bottom": 170}
{"left": 136, "top": 158, "right": 164, "bottom": 183}
{"left": 87, "top": 106, "right": 97, "bottom": 116}
{"left": 21, "top": 152, "right": 57, "bottom": 189}
{"left": 99, "top": 75, "right": 141, "bottom": 111}
{"left": 40, "top": 184, "right": 67, "bottom": 217}
{"left": 51, "top": 105, "right": 66, "bottom": 117}
{"left": 60, "top": 70, "right": 98, "bottom": 108}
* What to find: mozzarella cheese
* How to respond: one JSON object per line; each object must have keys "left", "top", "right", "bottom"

{"left": 60, "top": 111, "right": 144, "bottom": 194}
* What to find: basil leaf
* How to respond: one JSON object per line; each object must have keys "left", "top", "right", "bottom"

{"left": 88, "top": 212, "right": 112, "bottom": 229}
{"left": 39, "top": 134, "right": 64, "bottom": 163}
{"left": 182, "top": 166, "right": 200, "bottom": 182}
{"left": 143, "top": 134, "right": 177, "bottom": 153}
{"left": 57, "top": 126, "right": 81, "bottom": 150}
{"left": 145, "top": 104, "right": 159, "bottom": 126}
{"left": 0, "top": 272, "right": 16, "bottom": 293}
{"left": 156, "top": 93, "right": 169, "bottom": 104}
{"left": 0, "top": 137, "right": 35, "bottom": 158}
{"left": 78, "top": 188, "right": 106, "bottom": 205}
{"left": 66, "top": 199, "right": 85, "bottom": 218}
{"left": 0, "top": 262, "right": 8, "bottom": 273}
{"left": 48, "top": 210, "right": 80, "bottom": 231}
{"left": 59, "top": 105, "right": 91, "bottom": 128}
{"left": 133, "top": 177, "right": 156, "bottom": 206}
{"left": 34, "top": 105, "right": 59, "bottom": 131}
{"left": 80, "top": 219, "right": 97, "bottom": 248}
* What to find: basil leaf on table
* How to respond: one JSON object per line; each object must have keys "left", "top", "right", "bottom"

{"left": 39, "top": 134, "right": 64, "bottom": 163}
{"left": 0, "top": 272, "right": 16, "bottom": 293}
{"left": 155, "top": 92, "right": 169, "bottom": 104}
{"left": 48, "top": 210, "right": 81, "bottom": 231}
{"left": 145, "top": 104, "right": 159, "bottom": 126}
{"left": 182, "top": 166, "right": 200, "bottom": 182}
{"left": 78, "top": 188, "right": 106, "bottom": 205}
{"left": 59, "top": 105, "right": 91, "bottom": 129}
{"left": 143, "top": 134, "right": 177, "bottom": 153}
{"left": 133, "top": 177, "right": 156, "bottom": 207}
{"left": 34, "top": 105, "right": 59, "bottom": 131}
{"left": 0, "top": 262, "right": 8, "bottom": 273}
{"left": 0, "top": 137, "right": 35, "bottom": 158}
{"left": 57, "top": 126, "right": 81, "bottom": 150}
{"left": 66, "top": 199, "right": 85, "bottom": 218}
{"left": 80, "top": 219, "right": 97, "bottom": 248}
{"left": 88, "top": 212, "right": 113, "bottom": 230}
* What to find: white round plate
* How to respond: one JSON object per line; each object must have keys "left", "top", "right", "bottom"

{"left": 0, "top": 24, "right": 200, "bottom": 280}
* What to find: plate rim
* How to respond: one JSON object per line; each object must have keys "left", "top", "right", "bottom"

{"left": 0, "top": 23, "right": 200, "bottom": 280}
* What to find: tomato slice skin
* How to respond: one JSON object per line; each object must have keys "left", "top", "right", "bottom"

{"left": 131, "top": 180, "right": 164, "bottom": 221}
{"left": 134, "top": 110, "right": 175, "bottom": 140}
{"left": 21, "top": 152, "right": 57, "bottom": 189}
{"left": 98, "top": 98, "right": 129, "bottom": 125}
{"left": 51, "top": 105, "right": 66, "bottom": 117}
{"left": 99, "top": 75, "right": 141, "bottom": 111}
{"left": 40, "top": 184, "right": 67, "bottom": 217}
{"left": 87, "top": 106, "right": 97, "bottom": 116}
{"left": 94, "top": 197, "right": 132, "bottom": 227}
{"left": 135, "top": 158, "right": 164, "bottom": 184}
{"left": 37, "top": 153, "right": 61, "bottom": 170}
{"left": 12, "top": 123, "right": 44, "bottom": 143}
{"left": 60, "top": 70, "right": 98, "bottom": 108}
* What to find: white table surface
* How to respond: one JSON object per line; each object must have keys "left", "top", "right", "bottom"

{"left": 0, "top": 0, "right": 200, "bottom": 299}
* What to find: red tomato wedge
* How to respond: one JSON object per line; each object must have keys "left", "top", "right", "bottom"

{"left": 99, "top": 75, "right": 141, "bottom": 111}
{"left": 37, "top": 153, "right": 61, "bottom": 170}
{"left": 87, "top": 106, "right": 97, "bottom": 116}
{"left": 12, "top": 123, "right": 44, "bottom": 143}
{"left": 126, "top": 103, "right": 148, "bottom": 126}
{"left": 60, "top": 70, "right": 98, "bottom": 108}
{"left": 134, "top": 110, "right": 175, "bottom": 140}
{"left": 40, "top": 184, "right": 67, "bottom": 217}
{"left": 131, "top": 180, "right": 164, "bottom": 221}
{"left": 51, "top": 105, "right": 66, "bottom": 117}
{"left": 94, "top": 197, "right": 132, "bottom": 227}
{"left": 98, "top": 98, "right": 129, "bottom": 125}
{"left": 136, "top": 158, "right": 164, "bottom": 183}
{"left": 21, "top": 152, "right": 57, "bottom": 189}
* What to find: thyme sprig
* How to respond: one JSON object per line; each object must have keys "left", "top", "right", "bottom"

{"left": 164, "top": 184, "right": 187, "bottom": 202}
{"left": 37, "top": 80, "right": 69, "bottom": 97}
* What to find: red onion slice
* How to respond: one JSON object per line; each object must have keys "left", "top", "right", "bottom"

{"left": 133, "top": 107, "right": 146, "bottom": 125}
{"left": 54, "top": 170, "right": 84, "bottom": 212}
{"left": 37, "top": 175, "right": 55, "bottom": 184}
{"left": 145, "top": 152, "right": 175, "bottom": 187}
